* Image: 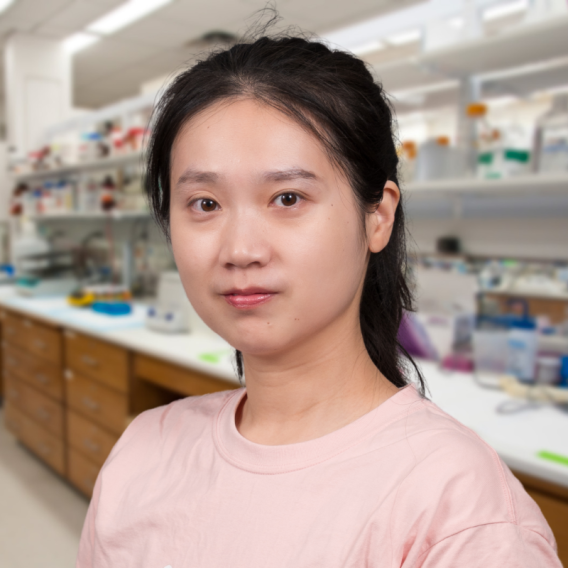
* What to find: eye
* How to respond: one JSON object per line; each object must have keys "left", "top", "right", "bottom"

{"left": 191, "top": 198, "right": 219, "bottom": 212}
{"left": 274, "top": 192, "right": 300, "bottom": 207}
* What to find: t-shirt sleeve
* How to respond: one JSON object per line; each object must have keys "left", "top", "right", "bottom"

{"left": 388, "top": 416, "right": 561, "bottom": 568}
{"left": 413, "top": 523, "right": 563, "bottom": 568}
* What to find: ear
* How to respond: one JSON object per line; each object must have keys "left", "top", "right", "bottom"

{"left": 366, "top": 180, "right": 400, "bottom": 254}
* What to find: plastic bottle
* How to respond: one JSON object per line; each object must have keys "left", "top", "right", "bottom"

{"left": 507, "top": 318, "right": 538, "bottom": 382}
{"left": 466, "top": 103, "right": 492, "bottom": 178}
{"left": 534, "top": 93, "right": 568, "bottom": 173}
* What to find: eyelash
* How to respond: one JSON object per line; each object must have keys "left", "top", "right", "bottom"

{"left": 188, "top": 192, "right": 304, "bottom": 212}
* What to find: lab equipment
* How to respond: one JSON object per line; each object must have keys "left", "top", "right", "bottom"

{"left": 507, "top": 318, "right": 538, "bottom": 383}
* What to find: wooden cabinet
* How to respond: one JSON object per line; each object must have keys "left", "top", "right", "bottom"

{"left": 65, "top": 370, "right": 128, "bottom": 436}
{"left": 134, "top": 353, "right": 237, "bottom": 396}
{"left": 67, "top": 410, "right": 119, "bottom": 468}
{"left": 0, "top": 307, "right": 236, "bottom": 500}
{"left": 4, "top": 400, "right": 65, "bottom": 475}
{"left": 1, "top": 310, "right": 65, "bottom": 480}
{"left": 64, "top": 330, "right": 128, "bottom": 393}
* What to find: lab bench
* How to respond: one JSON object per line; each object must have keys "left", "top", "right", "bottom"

{"left": 0, "top": 293, "right": 567, "bottom": 565}
{"left": 0, "top": 291, "right": 239, "bottom": 498}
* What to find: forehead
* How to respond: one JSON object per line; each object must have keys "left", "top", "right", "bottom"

{"left": 171, "top": 98, "right": 334, "bottom": 172}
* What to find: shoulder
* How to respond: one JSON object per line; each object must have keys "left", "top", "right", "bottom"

{"left": 105, "top": 388, "right": 241, "bottom": 464}
{"left": 388, "top": 395, "right": 556, "bottom": 555}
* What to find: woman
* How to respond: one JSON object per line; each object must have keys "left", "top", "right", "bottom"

{"left": 76, "top": 34, "right": 561, "bottom": 567}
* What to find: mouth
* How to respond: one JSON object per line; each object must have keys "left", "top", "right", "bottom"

{"left": 222, "top": 287, "right": 277, "bottom": 309}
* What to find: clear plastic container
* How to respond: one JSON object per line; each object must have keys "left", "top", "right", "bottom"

{"left": 534, "top": 93, "right": 568, "bottom": 173}
{"left": 473, "top": 329, "right": 509, "bottom": 373}
{"left": 507, "top": 318, "right": 538, "bottom": 382}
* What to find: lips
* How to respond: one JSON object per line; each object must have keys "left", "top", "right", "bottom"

{"left": 222, "top": 287, "right": 277, "bottom": 309}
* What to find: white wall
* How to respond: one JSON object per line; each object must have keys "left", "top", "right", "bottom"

{"left": 408, "top": 217, "right": 568, "bottom": 260}
{"left": 4, "top": 34, "right": 72, "bottom": 160}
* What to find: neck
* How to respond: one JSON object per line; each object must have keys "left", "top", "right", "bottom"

{"left": 234, "top": 314, "right": 400, "bottom": 446}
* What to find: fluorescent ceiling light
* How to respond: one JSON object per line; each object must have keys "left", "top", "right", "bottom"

{"left": 0, "top": 0, "right": 15, "bottom": 14}
{"left": 350, "top": 39, "right": 385, "bottom": 56}
{"left": 87, "top": 0, "right": 173, "bottom": 35}
{"left": 448, "top": 17, "right": 464, "bottom": 29}
{"left": 63, "top": 32, "right": 100, "bottom": 54}
{"left": 385, "top": 28, "right": 422, "bottom": 46}
{"left": 483, "top": 0, "right": 528, "bottom": 21}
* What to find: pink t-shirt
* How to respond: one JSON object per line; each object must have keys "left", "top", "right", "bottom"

{"left": 76, "top": 383, "right": 561, "bottom": 567}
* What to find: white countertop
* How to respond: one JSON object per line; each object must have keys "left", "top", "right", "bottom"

{"left": 0, "top": 287, "right": 239, "bottom": 384}
{"left": 1, "top": 287, "right": 567, "bottom": 488}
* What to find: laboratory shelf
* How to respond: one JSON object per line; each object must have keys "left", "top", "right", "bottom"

{"left": 23, "top": 210, "right": 151, "bottom": 222}
{"left": 12, "top": 151, "right": 144, "bottom": 183}
{"left": 375, "top": 14, "right": 568, "bottom": 92}
{"left": 405, "top": 173, "right": 568, "bottom": 196}
{"left": 405, "top": 173, "right": 568, "bottom": 219}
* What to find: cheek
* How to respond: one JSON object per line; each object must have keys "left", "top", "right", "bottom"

{"left": 287, "top": 209, "right": 366, "bottom": 311}
{"left": 169, "top": 217, "right": 213, "bottom": 307}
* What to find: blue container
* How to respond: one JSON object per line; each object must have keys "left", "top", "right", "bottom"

{"left": 92, "top": 301, "right": 132, "bottom": 316}
{"left": 560, "top": 356, "right": 568, "bottom": 388}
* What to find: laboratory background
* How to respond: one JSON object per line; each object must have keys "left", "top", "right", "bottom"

{"left": 0, "top": 0, "right": 567, "bottom": 565}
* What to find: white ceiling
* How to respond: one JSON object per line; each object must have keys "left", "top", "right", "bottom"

{"left": 0, "top": 0, "right": 422, "bottom": 108}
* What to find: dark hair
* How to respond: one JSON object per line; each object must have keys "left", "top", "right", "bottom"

{"left": 145, "top": 32, "right": 426, "bottom": 396}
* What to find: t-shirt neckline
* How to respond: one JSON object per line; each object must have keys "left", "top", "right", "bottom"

{"left": 214, "top": 382, "right": 421, "bottom": 474}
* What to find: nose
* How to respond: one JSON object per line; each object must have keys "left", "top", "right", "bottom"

{"left": 218, "top": 209, "right": 271, "bottom": 269}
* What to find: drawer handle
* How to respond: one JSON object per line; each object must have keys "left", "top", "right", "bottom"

{"left": 82, "top": 397, "right": 100, "bottom": 411}
{"left": 65, "top": 330, "right": 76, "bottom": 339}
{"left": 35, "top": 373, "right": 49, "bottom": 385}
{"left": 35, "top": 408, "right": 51, "bottom": 421}
{"left": 23, "top": 320, "right": 33, "bottom": 328}
{"left": 82, "top": 439, "right": 100, "bottom": 453}
{"left": 65, "top": 369, "right": 74, "bottom": 380}
{"left": 81, "top": 355, "right": 99, "bottom": 368}
{"left": 6, "top": 357, "right": 17, "bottom": 367}
{"left": 37, "top": 442, "right": 52, "bottom": 456}
{"left": 6, "top": 327, "right": 15, "bottom": 335}
{"left": 33, "top": 339, "right": 46, "bottom": 350}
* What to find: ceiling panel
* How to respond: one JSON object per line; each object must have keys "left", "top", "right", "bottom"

{"left": 74, "top": 37, "right": 161, "bottom": 87}
{"left": 115, "top": 15, "right": 203, "bottom": 48}
{"left": 35, "top": 0, "right": 124, "bottom": 35}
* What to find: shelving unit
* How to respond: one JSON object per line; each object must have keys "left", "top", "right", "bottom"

{"left": 24, "top": 210, "right": 150, "bottom": 222}
{"left": 405, "top": 173, "right": 568, "bottom": 220}
{"left": 376, "top": 14, "right": 568, "bottom": 93}
{"left": 406, "top": 172, "right": 568, "bottom": 196}
{"left": 12, "top": 151, "right": 144, "bottom": 183}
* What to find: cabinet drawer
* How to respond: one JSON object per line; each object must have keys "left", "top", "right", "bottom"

{"left": 67, "top": 410, "right": 119, "bottom": 468}
{"left": 65, "top": 370, "right": 128, "bottom": 435}
{"left": 4, "top": 399, "right": 27, "bottom": 439}
{"left": 4, "top": 372, "right": 63, "bottom": 437}
{"left": 64, "top": 330, "right": 128, "bottom": 393}
{"left": 68, "top": 449, "right": 101, "bottom": 498}
{"left": 134, "top": 353, "right": 238, "bottom": 397}
{"left": 3, "top": 343, "right": 63, "bottom": 401}
{"left": 3, "top": 400, "right": 65, "bottom": 475}
{"left": 1, "top": 312, "right": 24, "bottom": 349}
{"left": 4, "top": 372, "right": 27, "bottom": 411}
{"left": 20, "top": 316, "right": 61, "bottom": 364}
{"left": 3, "top": 342, "right": 30, "bottom": 381}
{"left": 25, "top": 413, "right": 65, "bottom": 475}
{"left": 24, "top": 382, "right": 64, "bottom": 437}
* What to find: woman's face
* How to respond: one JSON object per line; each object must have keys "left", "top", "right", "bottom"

{"left": 169, "top": 98, "right": 372, "bottom": 356}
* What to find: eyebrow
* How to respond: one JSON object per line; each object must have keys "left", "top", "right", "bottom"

{"left": 175, "top": 168, "right": 317, "bottom": 188}
{"left": 261, "top": 168, "right": 317, "bottom": 182}
{"left": 176, "top": 169, "right": 219, "bottom": 186}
